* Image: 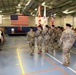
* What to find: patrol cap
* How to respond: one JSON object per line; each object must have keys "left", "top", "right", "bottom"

{"left": 51, "top": 25, "right": 55, "bottom": 27}
{"left": 66, "top": 23, "right": 71, "bottom": 27}
{"left": 30, "top": 27, "right": 33, "bottom": 29}
{"left": 45, "top": 25, "right": 49, "bottom": 28}
{"left": 57, "top": 26, "right": 61, "bottom": 29}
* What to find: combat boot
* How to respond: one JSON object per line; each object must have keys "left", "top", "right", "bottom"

{"left": 68, "top": 60, "right": 70, "bottom": 64}
{"left": 63, "top": 63, "right": 68, "bottom": 67}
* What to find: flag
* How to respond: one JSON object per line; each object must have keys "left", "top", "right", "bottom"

{"left": 35, "top": 6, "right": 48, "bottom": 26}
{"left": 43, "top": 6, "right": 46, "bottom": 29}
{"left": 10, "top": 15, "right": 28, "bottom": 26}
{"left": 38, "top": 5, "right": 42, "bottom": 25}
{"left": 51, "top": 13, "right": 54, "bottom": 25}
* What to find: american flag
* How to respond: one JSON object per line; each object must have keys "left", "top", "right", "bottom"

{"left": 11, "top": 15, "right": 28, "bottom": 26}
{"left": 51, "top": 13, "right": 54, "bottom": 25}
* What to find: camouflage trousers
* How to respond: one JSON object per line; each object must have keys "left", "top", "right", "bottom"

{"left": 37, "top": 37, "right": 43, "bottom": 52}
{"left": 29, "top": 41, "right": 35, "bottom": 53}
{"left": 50, "top": 39, "right": 57, "bottom": 50}
{"left": 37, "top": 42, "right": 43, "bottom": 51}
{"left": 44, "top": 39, "right": 50, "bottom": 51}
{"left": 63, "top": 48, "right": 70, "bottom": 64}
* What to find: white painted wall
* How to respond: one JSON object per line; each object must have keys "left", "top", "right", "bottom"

{"left": 54, "top": 15, "right": 75, "bottom": 28}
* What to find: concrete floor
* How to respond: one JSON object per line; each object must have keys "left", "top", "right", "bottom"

{"left": 0, "top": 36, "right": 76, "bottom": 75}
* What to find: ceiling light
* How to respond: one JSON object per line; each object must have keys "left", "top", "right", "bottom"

{"left": 0, "top": 11, "right": 2, "bottom": 12}
{"left": 42, "top": 2, "right": 45, "bottom": 6}
{"left": 62, "top": 10, "right": 74, "bottom": 14}
{"left": 16, "top": 9, "right": 20, "bottom": 12}
{"left": 62, "top": 10, "right": 68, "bottom": 14}
{"left": 18, "top": 4, "right": 21, "bottom": 7}
{"left": 31, "top": 12, "right": 33, "bottom": 15}
{"left": 54, "top": 14, "right": 56, "bottom": 16}
{"left": 35, "top": 8, "right": 37, "bottom": 11}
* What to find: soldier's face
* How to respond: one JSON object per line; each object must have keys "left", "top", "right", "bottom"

{"left": 66, "top": 26, "right": 69, "bottom": 29}
{"left": 38, "top": 27, "right": 41, "bottom": 31}
{"left": 30, "top": 28, "right": 33, "bottom": 31}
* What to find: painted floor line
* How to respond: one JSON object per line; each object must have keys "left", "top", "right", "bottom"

{"left": 22, "top": 36, "right": 76, "bottom": 74}
{"left": 43, "top": 55, "right": 68, "bottom": 75}
{"left": 16, "top": 48, "right": 25, "bottom": 75}
{"left": 22, "top": 68, "right": 57, "bottom": 75}
{"left": 70, "top": 50, "right": 76, "bottom": 54}
{"left": 46, "top": 53, "right": 76, "bottom": 74}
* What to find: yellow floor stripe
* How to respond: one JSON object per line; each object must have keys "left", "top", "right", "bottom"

{"left": 2, "top": 44, "right": 28, "bottom": 49}
{"left": 16, "top": 48, "right": 25, "bottom": 75}
{"left": 70, "top": 50, "right": 76, "bottom": 54}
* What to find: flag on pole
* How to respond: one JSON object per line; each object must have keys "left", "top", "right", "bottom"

{"left": 51, "top": 13, "right": 54, "bottom": 25}
{"left": 43, "top": 6, "right": 46, "bottom": 29}
{"left": 38, "top": 5, "right": 42, "bottom": 26}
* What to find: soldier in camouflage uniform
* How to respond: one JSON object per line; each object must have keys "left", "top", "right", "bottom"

{"left": 49, "top": 25, "right": 57, "bottom": 53}
{"left": 56, "top": 26, "right": 63, "bottom": 51}
{"left": 42, "top": 25, "right": 50, "bottom": 53}
{"left": 27, "top": 27, "right": 35, "bottom": 55}
{"left": 59, "top": 24, "right": 76, "bottom": 66}
{"left": 35, "top": 25, "right": 43, "bottom": 54}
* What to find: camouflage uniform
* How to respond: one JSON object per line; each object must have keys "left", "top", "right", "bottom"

{"left": 27, "top": 30, "right": 35, "bottom": 54}
{"left": 42, "top": 28, "right": 50, "bottom": 53}
{"left": 56, "top": 28, "right": 63, "bottom": 51}
{"left": 49, "top": 28, "right": 57, "bottom": 53}
{"left": 35, "top": 29, "right": 43, "bottom": 54}
{"left": 59, "top": 28, "right": 76, "bottom": 66}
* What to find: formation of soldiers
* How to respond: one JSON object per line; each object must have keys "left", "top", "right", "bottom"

{"left": 27, "top": 23, "right": 76, "bottom": 67}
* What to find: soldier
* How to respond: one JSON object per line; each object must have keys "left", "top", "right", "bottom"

{"left": 42, "top": 25, "right": 50, "bottom": 53}
{"left": 59, "top": 23, "right": 76, "bottom": 66}
{"left": 35, "top": 25, "right": 43, "bottom": 54}
{"left": 49, "top": 25, "right": 57, "bottom": 53}
{"left": 0, "top": 28, "right": 3, "bottom": 50}
{"left": 27, "top": 27, "right": 35, "bottom": 55}
{"left": 56, "top": 26, "right": 63, "bottom": 51}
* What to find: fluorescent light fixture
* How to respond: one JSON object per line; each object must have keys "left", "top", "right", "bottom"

{"left": 68, "top": 11, "right": 74, "bottom": 13}
{"left": 62, "top": 10, "right": 74, "bottom": 14}
{"left": 26, "top": 0, "right": 31, "bottom": 6}
{"left": 42, "top": 2, "right": 45, "bottom": 6}
{"left": 62, "top": 10, "right": 68, "bottom": 14}
{"left": 35, "top": 8, "right": 37, "bottom": 11}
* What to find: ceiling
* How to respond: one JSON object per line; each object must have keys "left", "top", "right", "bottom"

{"left": 0, "top": 0, "right": 76, "bottom": 17}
